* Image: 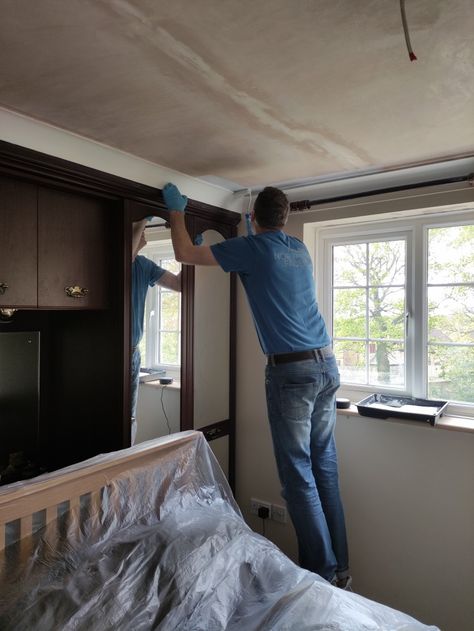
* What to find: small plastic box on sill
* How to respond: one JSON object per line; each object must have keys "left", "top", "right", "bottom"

{"left": 355, "top": 394, "right": 448, "bottom": 426}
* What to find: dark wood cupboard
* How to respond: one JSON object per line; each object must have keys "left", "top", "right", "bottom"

{"left": 0, "top": 176, "right": 37, "bottom": 308}
{"left": 0, "top": 140, "right": 239, "bottom": 490}
{"left": 37, "top": 186, "right": 110, "bottom": 309}
{"left": 0, "top": 175, "right": 110, "bottom": 310}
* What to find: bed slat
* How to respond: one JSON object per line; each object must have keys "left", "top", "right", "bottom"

{"left": 0, "top": 432, "right": 198, "bottom": 552}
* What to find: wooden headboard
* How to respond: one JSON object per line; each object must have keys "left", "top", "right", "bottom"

{"left": 0, "top": 431, "right": 199, "bottom": 553}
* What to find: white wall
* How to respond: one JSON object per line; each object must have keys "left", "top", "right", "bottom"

{"left": 335, "top": 414, "right": 474, "bottom": 631}
{"left": 235, "top": 185, "right": 474, "bottom": 631}
{"left": 194, "top": 230, "right": 230, "bottom": 429}
{"left": 135, "top": 383, "right": 180, "bottom": 442}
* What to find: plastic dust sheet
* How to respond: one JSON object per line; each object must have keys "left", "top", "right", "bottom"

{"left": 0, "top": 431, "right": 439, "bottom": 630}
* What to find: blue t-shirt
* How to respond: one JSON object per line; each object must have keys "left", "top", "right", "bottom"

{"left": 132, "top": 255, "right": 166, "bottom": 348}
{"left": 210, "top": 231, "right": 330, "bottom": 355}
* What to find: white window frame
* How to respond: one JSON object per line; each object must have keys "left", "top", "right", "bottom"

{"left": 315, "top": 208, "right": 474, "bottom": 417}
{"left": 140, "top": 232, "right": 181, "bottom": 377}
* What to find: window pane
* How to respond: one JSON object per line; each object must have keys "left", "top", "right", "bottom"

{"left": 161, "top": 258, "right": 181, "bottom": 274}
{"left": 369, "top": 287, "right": 405, "bottom": 340}
{"left": 368, "top": 240, "right": 405, "bottom": 286}
{"left": 428, "top": 225, "right": 474, "bottom": 284}
{"left": 333, "top": 243, "right": 366, "bottom": 286}
{"left": 333, "top": 288, "right": 366, "bottom": 338}
{"left": 334, "top": 340, "right": 367, "bottom": 384}
{"left": 160, "top": 332, "right": 180, "bottom": 365}
{"left": 161, "top": 292, "right": 180, "bottom": 330}
{"left": 138, "top": 336, "right": 146, "bottom": 361}
{"left": 368, "top": 341, "right": 404, "bottom": 387}
{"left": 428, "top": 344, "right": 474, "bottom": 404}
{"left": 428, "top": 286, "right": 474, "bottom": 344}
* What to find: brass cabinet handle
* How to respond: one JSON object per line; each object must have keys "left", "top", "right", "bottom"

{"left": 0, "top": 282, "right": 9, "bottom": 295}
{"left": 65, "top": 285, "right": 89, "bottom": 298}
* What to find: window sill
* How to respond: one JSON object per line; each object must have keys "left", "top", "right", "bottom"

{"left": 141, "top": 379, "right": 181, "bottom": 391}
{"left": 337, "top": 404, "right": 474, "bottom": 434}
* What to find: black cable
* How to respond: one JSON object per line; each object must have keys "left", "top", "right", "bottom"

{"left": 160, "top": 385, "right": 172, "bottom": 434}
{"left": 257, "top": 506, "right": 270, "bottom": 536}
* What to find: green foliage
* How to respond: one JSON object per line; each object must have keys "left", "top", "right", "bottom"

{"left": 429, "top": 345, "right": 474, "bottom": 403}
{"left": 161, "top": 332, "right": 180, "bottom": 365}
{"left": 333, "top": 226, "right": 474, "bottom": 402}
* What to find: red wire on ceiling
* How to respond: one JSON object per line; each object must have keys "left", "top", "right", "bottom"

{"left": 400, "top": 0, "right": 417, "bottom": 61}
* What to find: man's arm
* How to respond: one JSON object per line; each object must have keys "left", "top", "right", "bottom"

{"left": 169, "top": 212, "right": 218, "bottom": 266}
{"left": 157, "top": 270, "right": 182, "bottom": 292}
{"left": 132, "top": 219, "right": 148, "bottom": 259}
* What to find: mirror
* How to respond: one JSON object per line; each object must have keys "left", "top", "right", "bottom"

{"left": 193, "top": 229, "right": 230, "bottom": 474}
{"left": 131, "top": 217, "right": 182, "bottom": 445}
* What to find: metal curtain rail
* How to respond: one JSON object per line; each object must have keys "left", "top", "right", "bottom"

{"left": 289, "top": 173, "right": 474, "bottom": 212}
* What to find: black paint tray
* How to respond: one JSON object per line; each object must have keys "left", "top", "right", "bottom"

{"left": 355, "top": 394, "right": 448, "bottom": 426}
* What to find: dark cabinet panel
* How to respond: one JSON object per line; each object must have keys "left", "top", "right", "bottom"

{"left": 0, "top": 176, "right": 37, "bottom": 307}
{"left": 38, "top": 187, "right": 109, "bottom": 309}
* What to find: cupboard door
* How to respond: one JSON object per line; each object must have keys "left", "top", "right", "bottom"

{"left": 0, "top": 176, "right": 37, "bottom": 307}
{"left": 38, "top": 187, "right": 109, "bottom": 309}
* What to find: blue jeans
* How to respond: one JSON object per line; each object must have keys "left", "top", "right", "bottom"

{"left": 130, "top": 347, "right": 141, "bottom": 445}
{"left": 265, "top": 349, "right": 349, "bottom": 580}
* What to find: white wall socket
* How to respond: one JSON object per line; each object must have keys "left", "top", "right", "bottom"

{"left": 271, "top": 504, "right": 288, "bottom": 524}
{"left": 250, "top": 498, "right": 271, "bottom": 517}
{"left": 250, "top": 498, "right": 287, "bottom": 524}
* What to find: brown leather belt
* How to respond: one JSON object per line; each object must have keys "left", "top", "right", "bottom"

{"left": 267, "top": 346, "right": 331, "bottom": 366}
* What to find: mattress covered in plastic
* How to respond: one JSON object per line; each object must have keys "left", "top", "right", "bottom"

{"left": 0, "top": 431, "right": 439, "bottom": 630}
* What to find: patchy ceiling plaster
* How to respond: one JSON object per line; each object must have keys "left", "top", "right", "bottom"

{"left": 0, "top": 0, "right": 473, "bottom": 189}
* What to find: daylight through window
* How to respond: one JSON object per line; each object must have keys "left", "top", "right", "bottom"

{"left": 318, "top": 210, "right": 474, "bottom": 408}
{"left": 139, "top": 240, "right": 181, "bottom": 371}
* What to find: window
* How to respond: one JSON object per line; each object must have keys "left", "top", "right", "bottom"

{"left": 426, "top": 224, "right": 474, "bottom": 403}
{"left": 332, "top": 237, "right": 407, "bottom": 389}
{"left": 138, "top": 237, "right": 181, "bottom": 372}
{"left": 317, "top": 209, "right": 474, "bottom": 411}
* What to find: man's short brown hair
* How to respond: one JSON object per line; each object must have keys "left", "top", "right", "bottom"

{"left": 254, "top": 187, "right": 289, "bottom": 229}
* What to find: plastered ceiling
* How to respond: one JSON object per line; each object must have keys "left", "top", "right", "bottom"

{"left": 0, "top": 0, "right": 473, "bottom": 189}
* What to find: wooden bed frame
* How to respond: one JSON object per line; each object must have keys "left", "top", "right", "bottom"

{"left": 0, "top": 429, "right": 439, "bottom": 631}
{"left": 0, "top": 431, "right": 198, "bottom": 556}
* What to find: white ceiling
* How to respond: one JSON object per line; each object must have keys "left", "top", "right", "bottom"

{"left": 0, "top": 0, "right": 473, "bottom": 191}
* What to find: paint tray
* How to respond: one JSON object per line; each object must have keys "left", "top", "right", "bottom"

{"left": 355, "top": 394, "right": 448, "bottom": 426}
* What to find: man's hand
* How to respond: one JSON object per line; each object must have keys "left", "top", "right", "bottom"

{"left": 163, "top": 183, "right": 187, "bottom": 212}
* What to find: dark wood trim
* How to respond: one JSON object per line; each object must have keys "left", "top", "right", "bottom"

{"left": 122, "top": 201, "right": 134, "bottom": 447}
{"left": 180, "top": 257, "right": 195, "bottom": 430}
{"left": 0, "top": 140, "right": 240, "bottom": 226}
{"left": 193, "top": 215, "right": 237, "bottom": 240}
{"left": 228, "top": 271, "right": 237, "bottom": 492}
{"left": 199, "top": 419, "right": 231, "bottom": 442}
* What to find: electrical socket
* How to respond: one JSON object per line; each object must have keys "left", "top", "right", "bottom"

{"left": 250, "top": 498, "right": 271, "bottom": 517}
{"left": 271, "top": 504, "right": 288, "bottom": 524}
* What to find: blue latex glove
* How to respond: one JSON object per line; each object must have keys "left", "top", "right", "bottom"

{"left": 194, "top": 233, "right": 203, "bottom": 246}
{"left": 163, "top": 183, "right": 187, "bottom": 212}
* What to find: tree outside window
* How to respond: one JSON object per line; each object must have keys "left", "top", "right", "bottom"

{"left": 427, "top": 225, "right": 474, "bottom": 403}
{"left": 332, "top": 239, "right": 406, "bottom": 389}
{"left": 325, "top": 218, "right": 474, "bottom": 406}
